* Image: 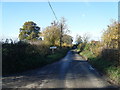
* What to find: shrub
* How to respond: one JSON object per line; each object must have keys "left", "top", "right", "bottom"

{"left": 2, "top": 40, "right": 70, "bottom": 75}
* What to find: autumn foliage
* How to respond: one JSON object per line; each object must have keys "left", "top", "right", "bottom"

{"left": 78, "top": 20, "right": 120, "bottom": 85}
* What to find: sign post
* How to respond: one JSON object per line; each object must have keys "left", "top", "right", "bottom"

{"left": 50, "top": 46, "right": 57, "bottom": 54}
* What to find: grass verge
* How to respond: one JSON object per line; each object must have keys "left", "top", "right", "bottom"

{"left": 80, "top": 50, "right": 120, "bottom": 86}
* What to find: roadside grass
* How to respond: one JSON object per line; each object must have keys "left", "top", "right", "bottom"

{"left": 46, "top": 48, "right": 69, "bottom": 64}
{"left": 106, "top": 66, "right": 120, "bottom": 84}
{"left": 80, "top": 50, "right": 95, "bottom": 59}
{"left": 80, "top": 50, "right": 120, "bottom": 85}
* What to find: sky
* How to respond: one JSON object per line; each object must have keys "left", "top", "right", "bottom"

{"left": 1, "top": 2, "right": 118, "bottom": 42}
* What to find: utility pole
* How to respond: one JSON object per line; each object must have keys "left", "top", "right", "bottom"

{"left": 60, "top": 23, "right": 63, "bottom": 48}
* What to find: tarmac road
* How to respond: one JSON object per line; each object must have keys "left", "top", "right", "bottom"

{"left": 2, "top": 50, "right": 118, "bottom": 89}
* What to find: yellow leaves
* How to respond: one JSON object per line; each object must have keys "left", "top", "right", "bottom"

{"left": 102, "top": 21, "right": 119, "bottom": 49}
{"left": 41, "top": 26, "right": 61, "bottom": 46}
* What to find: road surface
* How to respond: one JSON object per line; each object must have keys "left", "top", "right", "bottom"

{"left": 2, "top": 50, "right": 118, "bottom": 89}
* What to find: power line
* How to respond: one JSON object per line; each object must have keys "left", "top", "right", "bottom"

{"left": 48, "top": 1, "right": 63, "bottom": 48}
{"left": 48, "top": 0, "right": 58, "bottom": 21}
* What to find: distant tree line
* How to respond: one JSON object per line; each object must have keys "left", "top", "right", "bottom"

{"left": 19, "top": 17, "right": 73, "bottom": 47}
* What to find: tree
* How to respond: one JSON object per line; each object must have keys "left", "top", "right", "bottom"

{"left": 59, "top": 17, "right": 69, "bottom": 34}
{"left": 19, "top": 21, "right": 41, "bottom": 41}
{"left": 42, "top": 18, "right": 70, "bottom": 46}
{"left": 42, "top": 21, "right": 61, "bottom": 46}
{"left": 102, "top": 21, "right": 119, "bottom": 49}
{"left": 75, "top": 34, "right": 82, "bottom": 44}
{"left": 82, "top": 33, "right": 90, "bottom": 43}
{"left": 62, "top": 34, "right": 73, "bottom": 45}
{"left": 59, "top": 17, "right": 70, "bottom": 47}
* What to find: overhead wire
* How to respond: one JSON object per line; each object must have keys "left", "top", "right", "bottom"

{"left": 48, "top": 1, "right": 63, "bottom": 48}
{"left": 48, "top": 0, "right": 58, "bottom": 22}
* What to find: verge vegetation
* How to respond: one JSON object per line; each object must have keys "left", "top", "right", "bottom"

{"left": 2, "top": 40, "right": 70, "bottom": 75}
{"left": 76, "top": 21, "right": 120, "bottom": 85}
